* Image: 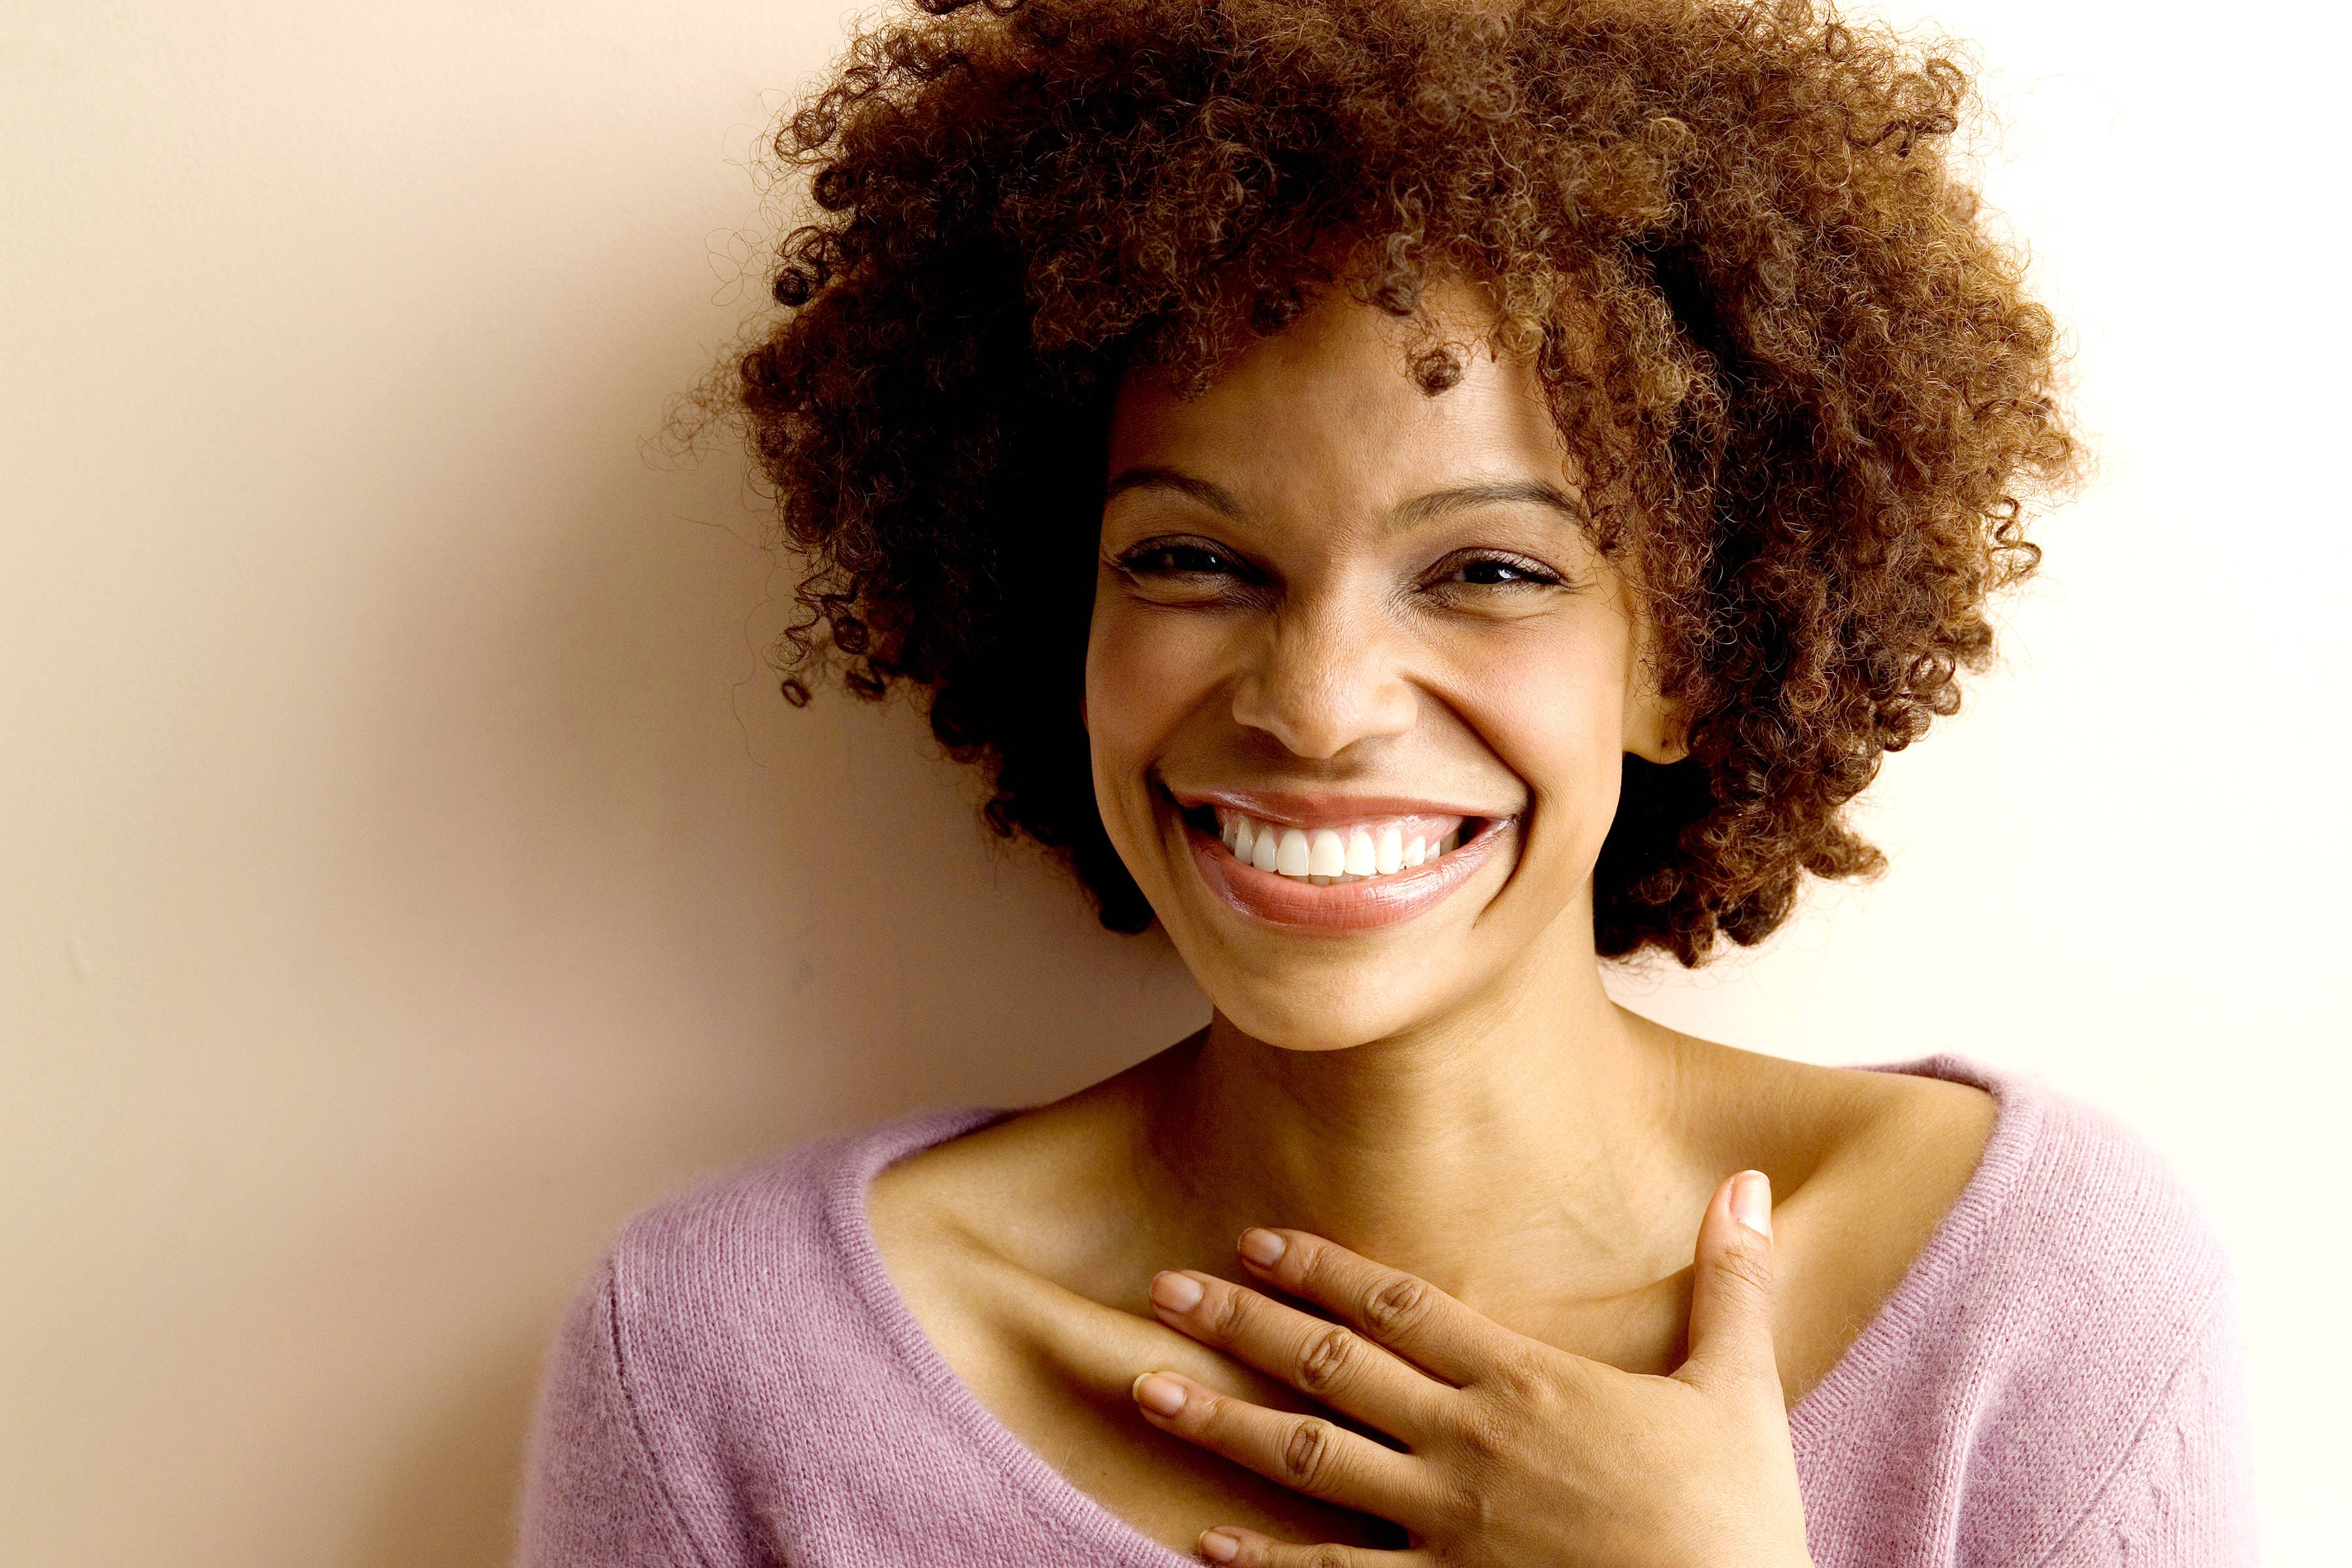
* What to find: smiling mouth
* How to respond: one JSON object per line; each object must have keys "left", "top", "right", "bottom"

{"left": 1165, "top": 790, "right": 1516, "bottom": 933}
{"left": 1176, "top": 800, "right": 1486, "bottom": 885}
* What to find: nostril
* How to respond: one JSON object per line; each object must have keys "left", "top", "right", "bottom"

{"left": 1228, "top": 657, "right": 1416, "bottom": 759}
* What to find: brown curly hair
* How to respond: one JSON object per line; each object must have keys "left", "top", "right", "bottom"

{"left": 721, "top": 0, "right": 2082, "bottom": 965}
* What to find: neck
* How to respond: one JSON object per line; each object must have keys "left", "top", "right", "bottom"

{"left": 1132, "top": 928, "right": 1699, "bottom": 1315}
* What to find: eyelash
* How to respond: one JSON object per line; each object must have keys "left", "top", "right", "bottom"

{"left": 1114, "top": 541, "right": 1249, "bottom": 580}
{"left": 1110, "top": 539, "right": 1566, "bottom": 593}
{"left": 1442, "top": 553, "right": 1563, "bottom": 588}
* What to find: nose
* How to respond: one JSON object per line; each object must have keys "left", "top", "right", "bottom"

{"left": 1228, "top": 591, "right": 1417, "bottom": 760}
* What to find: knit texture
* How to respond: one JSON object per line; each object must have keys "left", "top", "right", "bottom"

{"left": 513, "top": 1052, "right": 2259, "bottom": 1567}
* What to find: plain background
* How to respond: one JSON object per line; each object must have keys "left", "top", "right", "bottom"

{"left": 5, "top": 1, "right": 2345, "bottom": 1563}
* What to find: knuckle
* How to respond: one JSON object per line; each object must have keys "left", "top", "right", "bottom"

{"left": 1714, "top": 1241, "right": 1774, "bottom": 1296}
{"left": 1454, "top": 1399, "right": 1516, "bottom": 1465}
{"left": 1486, "top": 1343, "right": 1558, "bottom": 1401}
{"left": 1294, "top": 1324, "right": 1359, "bottom": 1396}
{"left": 1280, "top": 1416, "right": 1338, "bottom": 1490}
{"left": 1178, "top": 1384, "right": 1222, "bottom": 1428}
{"left": 1362, "top": 1274, "right": 1429, "bottom": 1338}
{"left": 1303, "top": 1546, "right": 1355, "bottom": 1568}
{"left": 1438, "top": 1469, "right": 1506, "bottom": 1538}
{"left": 1206, "top": 1282, "right": 1251, "bottom": 1342}
{"left": 1288, "top": 1234, "right": 1335, "bottom": 1291}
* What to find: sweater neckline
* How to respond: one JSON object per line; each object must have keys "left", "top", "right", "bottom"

{"left": 823, "top": 1049, "right": 2043, "bottom": 1564}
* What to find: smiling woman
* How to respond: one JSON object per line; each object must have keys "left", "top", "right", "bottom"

{"left": 514, "top": 2, "right": 2257, "bottom": 1565}
{"left": 1083, "top": 290, "right": 1703, "bottom": 1042}
{"left": 1086, "top": 291, "right": 1693, "bottom": 1032}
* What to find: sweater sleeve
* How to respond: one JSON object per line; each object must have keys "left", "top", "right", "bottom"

{"left": 2033, "top": 1275, "right": 2261, "bottom": 1568}
{"left": 514, "top": 1251, "right": 716, "bottom": 1568}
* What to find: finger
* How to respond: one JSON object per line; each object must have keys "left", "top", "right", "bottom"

{"left": 1129, "top": 1369, "right": 1438, "bottom": 1521}
{"left": 1674, "top": 1168, "right": 1783, "bottom": 1400}
{"left": 1193, "top": 1523, "right": 1431, "bottom": 1567}
{"left": 1233, "top": 1228, "right": 1527, "bottom": 1388}
{"left": 1148, "top": 1269, "right": 1451, "bottom": 1441}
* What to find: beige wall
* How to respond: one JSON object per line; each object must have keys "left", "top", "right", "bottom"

{"left": 5, "top": 3, "right": 2344, "bottom": 1563}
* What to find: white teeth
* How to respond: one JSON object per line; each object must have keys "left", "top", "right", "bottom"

{"left": 1250, "top": 825, "right": 1279, "bottom": 872}
{"left": 1307, "top": 829, "right": 1345, "bottom": 877}
{"left": 1212, "top": 808, "right": 1471, "bottom": 882}
{"left": 1275, "top": 828, "right": 1311, "bottom": 877}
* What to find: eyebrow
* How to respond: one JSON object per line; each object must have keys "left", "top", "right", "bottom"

{"left": 1102, "top": 465, "right": 1592, "bottom": 532}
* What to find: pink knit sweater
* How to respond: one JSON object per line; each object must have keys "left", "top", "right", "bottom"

{"left": 514, "top": 1052, "right": 2260, "bottom": 1566}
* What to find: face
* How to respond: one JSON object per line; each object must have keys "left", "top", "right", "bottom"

{"left": 1086, "top": 276, "right": 1686, "bottom": 1051}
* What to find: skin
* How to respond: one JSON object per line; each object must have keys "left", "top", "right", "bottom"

{"left": 865, "top": 271, "right": 1998, "bottom": 1565}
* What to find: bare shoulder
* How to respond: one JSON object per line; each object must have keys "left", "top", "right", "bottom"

{"left": 1829, "top": 1061, "right": 2000, "bottom": 1182}
{"left": 865, "top": 1107, "right": 1056, "bottom": 1309}
{"left": 1684, "top": 1048, "right": 1994, "bottom": 1401}
{"left": 861, "top": 1097, "right": 1126, "bottom": 1437}
{"left": 1761, "top": 1053, "right": 1999, "bottom": 1244}
{"left": 1673, "top": 1037, "right": 1997, "bottom": 1186}
{"left": 866, "top": 1073, "right": 1152, "bottom": 1311}
{"left": 866, "top": 1111, "right": 1021, "bottom": 1245}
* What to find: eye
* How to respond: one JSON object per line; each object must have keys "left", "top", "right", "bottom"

{"left": 1437, "top": 551, "right": 1563, "bottom": 589}
{"left": 1119, "top": 540, "right": 1242, "bottom": 578}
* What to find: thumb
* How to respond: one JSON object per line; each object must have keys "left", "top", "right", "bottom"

{"left": 1677, "top": 1168, "right": 1782, "bottom": 1399}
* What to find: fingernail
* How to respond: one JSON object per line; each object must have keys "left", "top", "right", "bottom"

{"left": 1200, "top": 1527, "right": 1243, "bottom": 1562}
{"left": 1730, "top": 1170, "right": 1771, "bottom": 1238}
{"left": 1237, "top": 1228, "right": 1286, "bottom": 1266}
{"left": 1133, "top": 1371, "right": 1187, "bottom": 1416}
{"left": 1151, "top": 1270, "right": 1205, "bottom": 1312}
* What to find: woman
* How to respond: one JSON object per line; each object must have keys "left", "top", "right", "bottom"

{"left": 516, "top": 1, "right": 2256, "bottom": 1563}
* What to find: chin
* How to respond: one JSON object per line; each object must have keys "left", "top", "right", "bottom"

{"left": 1205, "top": 995, "right": 1416, "bottom": 1054}
{"left": 1185, "top": 951, "right": 1480, "bottom": 1053}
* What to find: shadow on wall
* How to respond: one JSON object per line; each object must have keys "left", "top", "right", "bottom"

{"left": 305, "top": 283, "right": 1203, "bottom": 1561}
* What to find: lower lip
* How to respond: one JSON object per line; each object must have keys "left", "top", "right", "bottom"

{"left": 1180, "top": 813, "right": 1514, "bottom": 933}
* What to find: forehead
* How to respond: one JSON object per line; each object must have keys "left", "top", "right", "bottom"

{"left": 1103, "top": 279, "right": 1582, "bottom": 521}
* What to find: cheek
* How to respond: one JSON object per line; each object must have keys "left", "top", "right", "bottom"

{"left": 1501, "top": 703, "right": 1621, "bottom": 819}
{"left": 1083, "top": 595, "right": 1230, "bottom": 766}
{"left": 1467, "top": 639, "right": 1631, "bottom": 854}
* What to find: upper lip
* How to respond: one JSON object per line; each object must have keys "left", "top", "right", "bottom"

{"left": 1161, "top": 782, "right": 1515, "bottom": 828}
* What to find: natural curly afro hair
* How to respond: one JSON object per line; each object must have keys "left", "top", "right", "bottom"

{"left": 725, "top": 0, "right": 2083, "bottom": 966}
